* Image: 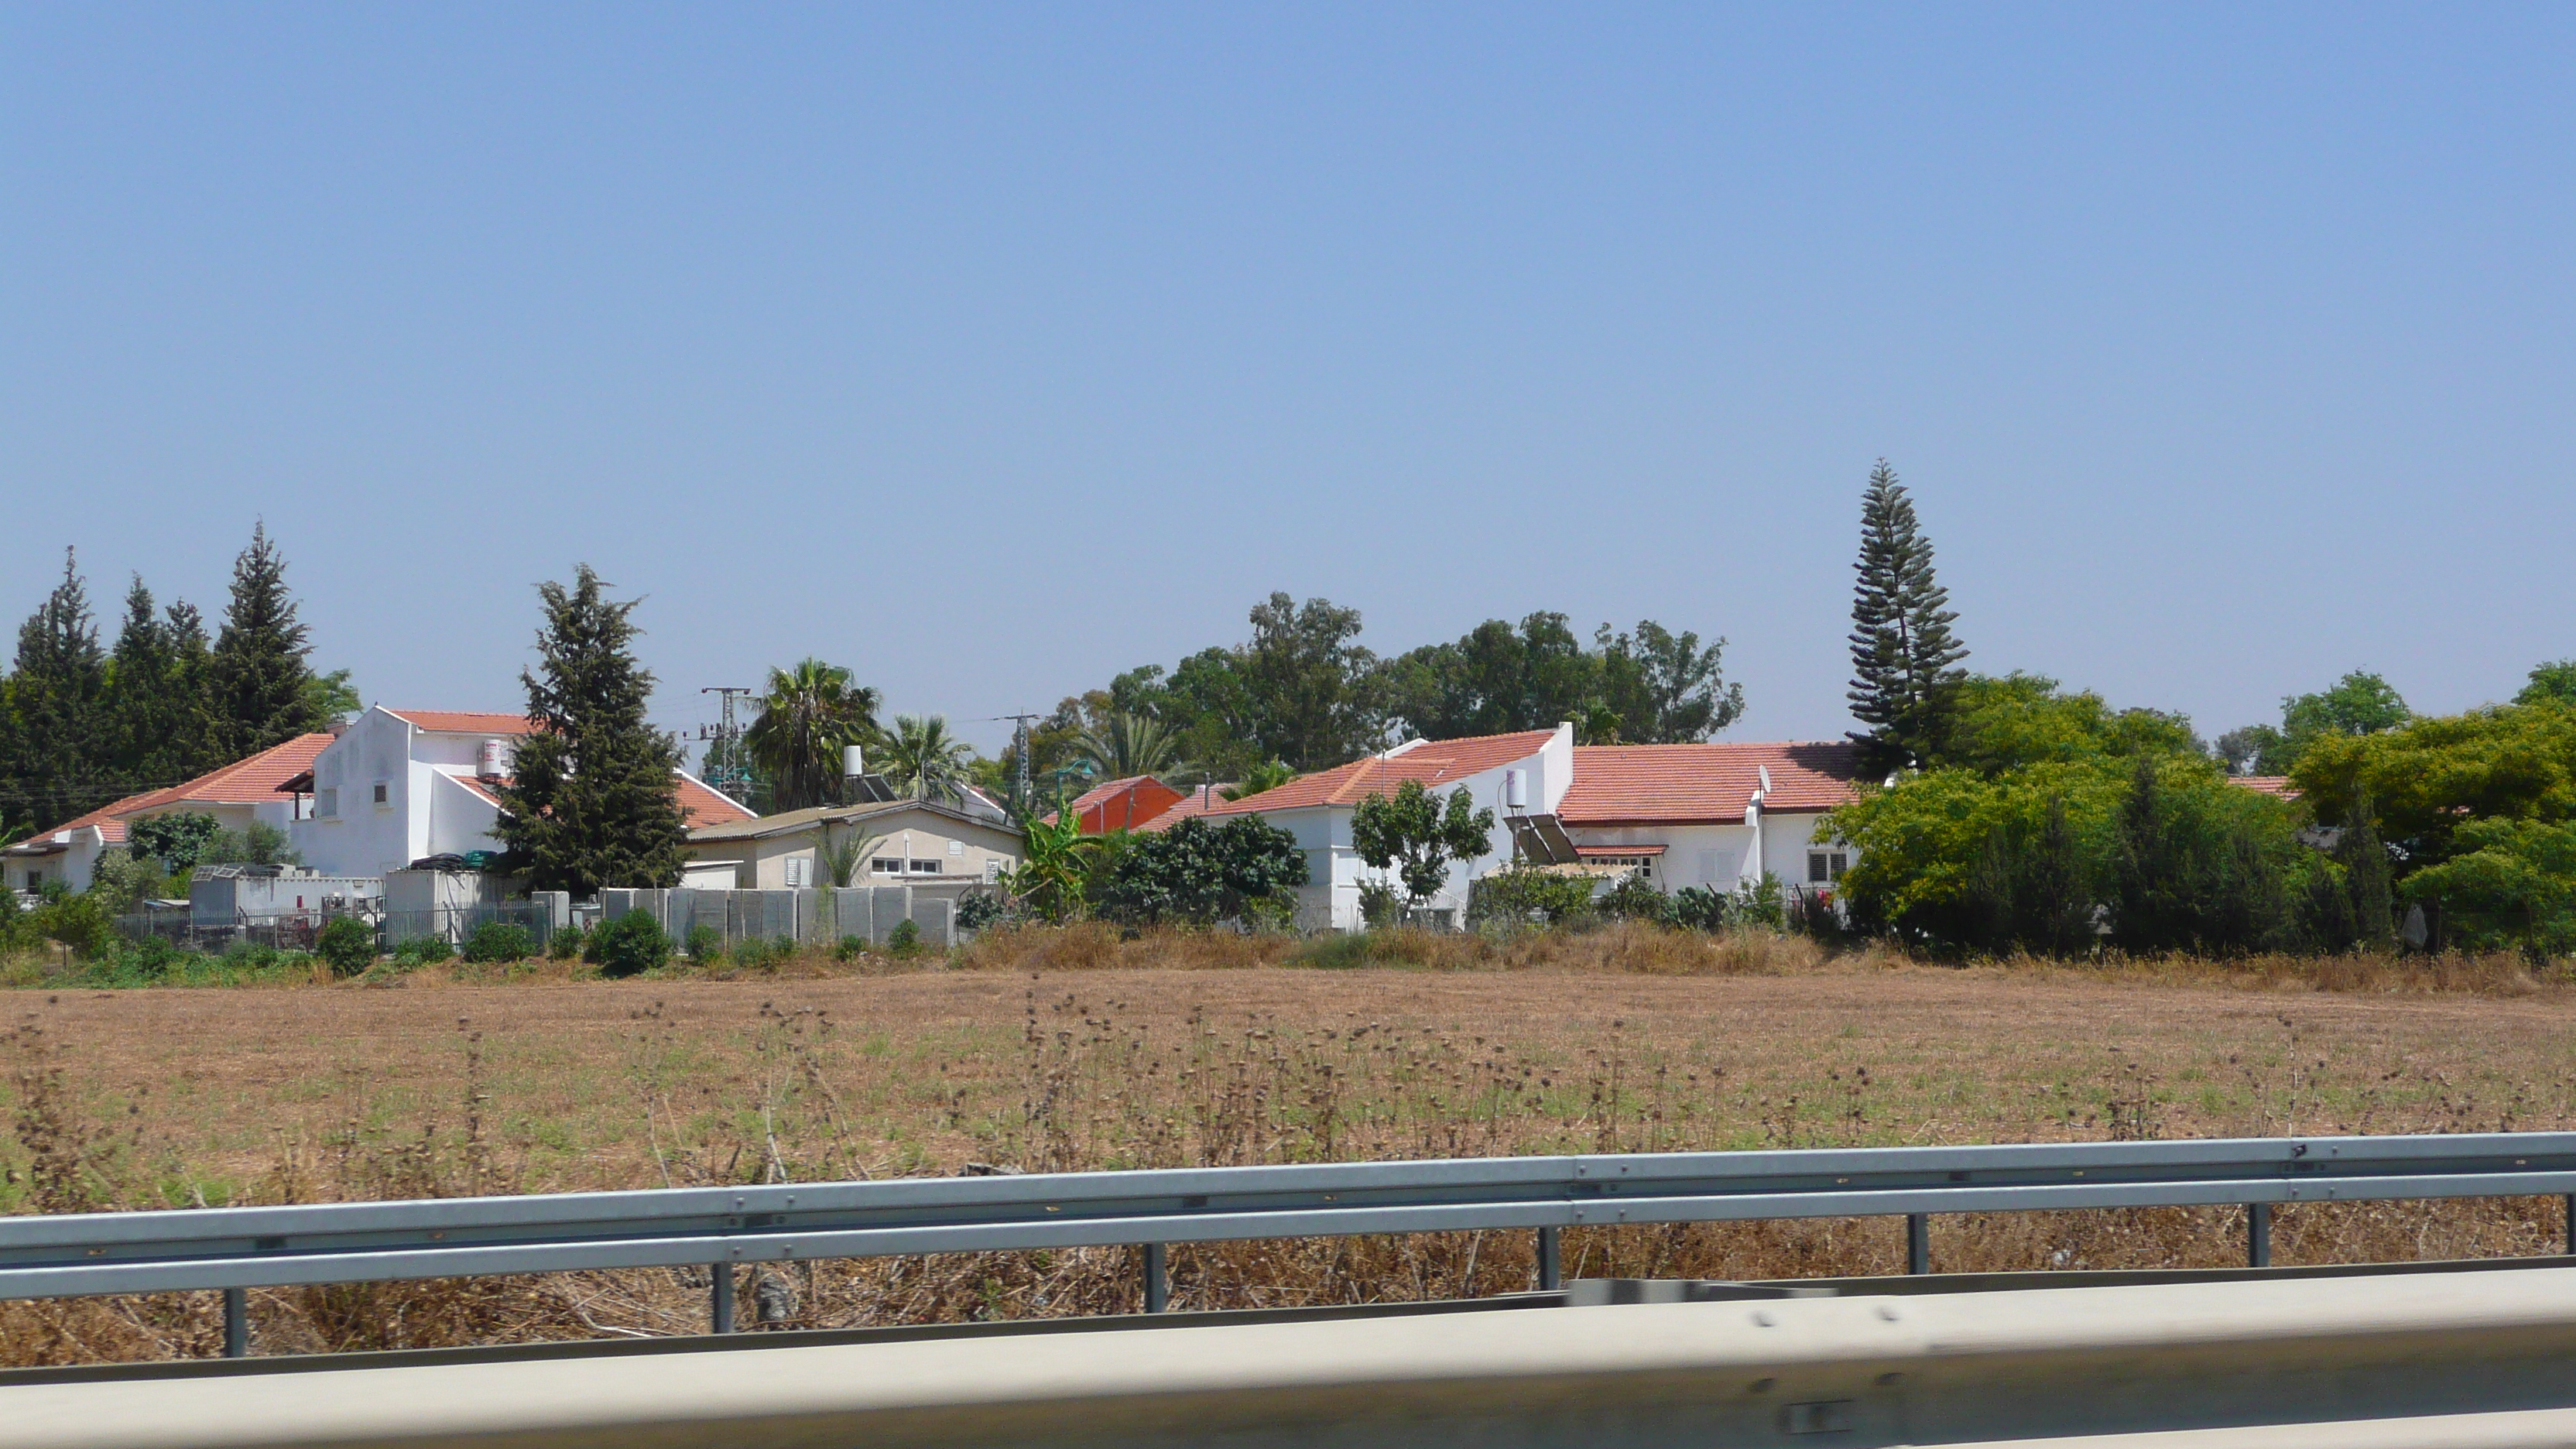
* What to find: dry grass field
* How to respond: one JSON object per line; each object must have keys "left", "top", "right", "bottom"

{"left": 5, "top": 923, "right": 2574, "bottom": 1365}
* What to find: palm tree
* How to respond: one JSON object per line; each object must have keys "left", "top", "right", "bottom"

{"left": 745, "top": 658, "right": 881, "bottom": 812}
{"left": 879, "top": 714, "right": 976, "bottom": 803}
{"left": 1069, "top": 711, "right": 1184, "bottom": 783}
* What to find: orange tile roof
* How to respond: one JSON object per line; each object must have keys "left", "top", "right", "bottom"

{"left": 386, "top": 710, "right": 538, "bottom": 735}
{"left": 2232, "top": 775, "right": 2299, "bottom": 797}
{"left": 113, "top": 734, "right": 337, "bottom": 819}
{"left": 1557, "top": 742, "right": 1865, "bottom": 825}
{"left": 674, "top": 772, "right": 755, "bottom": 828}
{"left": 1133, "top": 786, "right": 1230, "bottom": 833}
{"left": 1141, "top": 730, "right": 1559, "bottom": 829}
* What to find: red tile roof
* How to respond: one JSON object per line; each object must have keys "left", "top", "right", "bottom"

{"left": 115, "top": 734, "right": 337, "bottom": 816}
{"left": 1557, "top": 742, "right": 1865, "bottom": 825}
{"left": 1140, "top": 730, "right": 1559, "bottom": 830}
{"left": 386, "top": 710, "right": 538, "bottom": 735}
{"left": 2232, "top": 776, "right": 2298, "bottom": 797}
{"left": 1134, "top": 786, "right": 1230, "bottom": 833}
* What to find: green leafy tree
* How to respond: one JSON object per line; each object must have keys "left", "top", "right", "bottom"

{"left": 1933, "top": 674, "right": 2202, "bottom": 776}
{"left": 207, "top": 523, "right": 329, "bottom": 758}
{"left": 2517, "top": 660, "right": 2576, "bottom": 708}
{"left": 746, "top": 658, "right": 882, "bottom": 810}
{"left": 1846, "top": 460, "right": 1968, "bottom": 773}
{"left": 202, "top": 820, "right": 300, "bottom": 866}
{"left": 1592, "top": 621, "right": 1745, "bottom": 744}
{"left": 315, "top": 916, "right": 376, "bottom": 977}
{"left": 1381, "top": 613, "right": 1595, "bottom": 742}
{"left": 9, "top": 550, "right": 111, "bottom": 831}
{"left": 1221, "top": 759, "right": 1296, "bottom": 801}
{"left": 1094, "top": 814, "right": 1307, "bottom": 925}
{"left": 300, "top": 668, "right": 361, "bottom": 729}
{"left": 1009, "top": 810, "right": 1101, "bottom": 921}
{"left": 129, "top": 812, "right": 221, "bottom": 874}
{"left": 2290, "top": 704, "right": 2576, "bottom": 875}
{"left": 877, "top": 714, "right": 976, "bottom": 803}
{"left": 494, "top": 567, "right": 690, "bottom": 893}
{"left": 2337, "top": 788, "right": 2396, "bottom": 950}
{"left": 2221, "top": 670, "right": 2410, "bottom": 776}
{"left": 1242, "top": 593, "right": 1386, "bottom": 769}
{"left": 1351, "top": 779, "right": 1497, "bottom": 909}
{"left": 2402, "top": 818, "right": 2576, "bottom": 956}
{"left": 586, "top": 909, "right": 672, "bottom": 978}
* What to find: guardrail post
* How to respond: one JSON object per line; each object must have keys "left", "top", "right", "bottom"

{"left": 1537, "top": 1226, "right": 1561, "bottom": 1290}
{"left": 1143, "top": 1242, "right": 1169, "bottom": 1314}
{"left": 221, "top": 1287, "right": 247, "bottom": 1358}
{"left": 1906, "top": 1214, "right": 1930, "bottom": 1276}
{"left": 711, "top": 1262, "right": 735, "bottom": 1334}
{"left": 2565, "top": 1194, "right": 2574, "bottom": 1256}
{"left": 2248, "top": 1202, "right": 2271, "bottom": 1268}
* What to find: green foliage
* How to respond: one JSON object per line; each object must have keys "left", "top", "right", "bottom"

{"left": 1847, "top": 460, "right": 1969, "bottom": 773}
{"left": 1221, "top": 759, "right": 1296, "bottom": 801}
{"left": 886, "top": 918, "right": 923, "bottom": 956}
{"left": 1930, "top": 674, "right": 2202, "bottom": 776}
{"left": 1596, "top": 872, "right": 1670, "bottom": 923}
{"left": 817, "top": 827, "right": 883, "bottom": 890}
{"left": 1826, "top": 753, "right": 2324, "bottom": 957}
{"left": 2220, "top": 670, "right": 2411, "bottom": 776}
{"left": 30, "top": 891, "right": 115, "bottom": 959}
{"left": 586, "top": 909, "right": 671, "bottom": 978}
{"left": 461, "top": 920, "right": 535, "bottom": 964}
{"left": 548, "top": 923, "right": 588, "bottom": 961}
{"left": 7, "top": 550, "right": 112, "bottom": 832}
{"left": 1381, "top": 615, "right": 1744, "bottom": 746}
{"left": 300, "top": 667, "right": 361, "bottom": 728}
{"left": 685, "top": 923, "right": 722, "bottom": 961}
{"left": 207, "top": 524, "right": 329, "bottom": 758}
{"left": 315, "top": 916, "right": 376, "bottom": 977}
{"left": 1009, "top": 808, "right": 1100, "bottom": 921}
{"left": 118, "top": 933, "right": 187, "bottom": 978}
{"left": 2292, "top": 704, "right": 2576, "bottom": 872}
{"left": 1356, "top": 879, "right": 1403, "bottom": 929}
{"left": 746, "top": 658, "right": 881, "bottom": 811}
{"left": 200, "top": 820, "right": 299, "bottom": 867}
{"left": 1068, "top": 711, "right": 1186, "bottom": 784}
{"left": 1095, "top": 815, "right": 1307, "bottom": 926}
{"left": 392, "top": 933, "right": 454, "bottom": 968}
{"left": 495, "top": 567, "right": 690, "bottom": 894}
{"left": 1350, "top": 779, "right": 1495, "bottom": 907}
{"left": 834, "top": 933, "right": 868, "bottom": 962}
{"left": 129, "top": 812, "right": 221, "bottom": 875}
{"left": 948, "top": 886, "right": 1007, "bottom": 933}
{"left": 85, "top": 850, "right": 170, "bottom": 914}
{"left": 731, "top": 935, "right": 779, "bottom": 968}
{"left": 105, "top": 579, "right": 220, "bottom": 799}
{"left": 2519, "top": 661, "right": 2576, "bottom": 708}
{"left": 878, "top": 714, "right": 977, "bottom": 803}
{"left": 2402, "top": 818, "right": 2576, "bottom": 956}
{"left": 1467, "top": 863, "right": 1598, "bottom": 927}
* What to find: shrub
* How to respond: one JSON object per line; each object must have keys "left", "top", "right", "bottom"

{"left": 1468, "top": 864, "right": 1598, "bottom": 928}
{"left": 1357, "top": 880, "right": 1403, "bottom": 930}
{"left": 122, "top": 934, "right": 187, "bottom": 978}
{"left": 954, "top": 891, "right": 1007, "bottom": 933}
{"left": 1670, "top": 885, "right": 1728, "bottom": 933}
{"left": 315, "top": 916, "right": 377, "bottom": 977}
{"left": 1598, "top": 872, "right": 1670, "bottom": 924}
{"left": 834, "top": 933, "right": 868, "bottom": 962}
{"left": 549, "top": 923, "right": 588, "bottom": 960}
{"left": 685, "top": 923, "right": 722, "bottom": 961}
{"left": 589, "top": 909, "right": 671, "bottom": 978}
{"left": 33, "top": 892, "right": 115, "bottom": 960}
{"left": 461, "top": 920, "right": 535, "bottom": 964}
{"left": 730, "top": 936, "right": 772, "bottom": 969}
{"left": 393, "top": 933, "right": 455, "bottom": 968}
{"left": 886, "top": 918, "right": 922, "bottom": 957}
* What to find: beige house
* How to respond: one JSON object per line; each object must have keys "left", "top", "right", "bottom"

{"left": 683, "top": 798, "right": 1025, "bottom": 896}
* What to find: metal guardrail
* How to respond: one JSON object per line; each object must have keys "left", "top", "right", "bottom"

{"left": 8, "top": 1132, "right": 2576, "bottom": 1356}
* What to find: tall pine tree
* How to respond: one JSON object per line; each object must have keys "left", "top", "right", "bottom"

{"left": 494, "top": 566, "right": 688, "bottom": 892}
{"left": 207, "top": 523, "right": 326, "bottom": 757}
{"left": 104, "top": 576, "right": 219, "bottom": 791}
{"left": 1847, "top": 460, "right": 1968, "bottom": 773}
{"left": 9, "top": 550, "right": 111, "bottom": 830}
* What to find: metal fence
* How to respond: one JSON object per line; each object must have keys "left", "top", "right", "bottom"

{"left": 5, "top": 1131, "right": 2574, "bottom": 1356}
{"left": 112, "top": 903, "right": 555, "bottom": 956}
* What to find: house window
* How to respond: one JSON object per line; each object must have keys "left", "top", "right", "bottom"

{"left": 984, "top": 858, "right": 1005, "bottom": 884}
{"left": 947, "top": 839, "right": 964, "bottom": 858}
{"left": 783, "top": 857, "right": 813, "bottom": 888}
{"left": 372, "top": 780, "right": 390, "bottom": 807}
{"left": 1592, "top": 855, "right": 1655, "bottom": 879}
{"left": 1807, "top": 851, "right": 1848, "bottom": 883}
{"left": 909, "top": 859, "right": 940, "bottom": 875}
{"left": 318, "top": 788, "right": 339, "bottom": 819}
{"left": 871, "top": 857, "right": 903, "bottom": 876}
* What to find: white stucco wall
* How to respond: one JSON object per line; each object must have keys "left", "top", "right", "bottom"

{"left": 294, "top": 708, "right": 523, "bottom": 877}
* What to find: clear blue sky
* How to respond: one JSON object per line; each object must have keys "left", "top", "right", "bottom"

{"left": 5, "top": 5, "right": 2571, "bottom": 757}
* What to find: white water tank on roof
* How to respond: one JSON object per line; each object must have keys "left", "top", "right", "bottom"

{"left": 1504, "top": 769, "right": 1527, "bottom": 812}
{"left": 478, "top": 738, "right": 509, "bottom": 779}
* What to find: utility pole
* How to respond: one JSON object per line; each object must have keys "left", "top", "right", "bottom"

{"left": 697, "top": 687, "right": 754, "bottom": 801}
{"left": 996, "top": 713, "right": 1045, "bottom": 816}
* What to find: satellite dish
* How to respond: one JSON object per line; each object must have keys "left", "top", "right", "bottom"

{"left": 1757, "top": 765, "right": 1774, "bottom": 795}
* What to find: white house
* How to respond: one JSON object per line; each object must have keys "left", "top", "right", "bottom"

{"left": 288, "top": 707, "right": 752, "bottom": 878}
{"left": 680, "top": 798, "right": 1025, "bottom": 897}
{"left": 1142, "top": 725, "right": 1865, "bottom": 929}
{"left": 2, "top": 733, "right": 332, "bottom": 896}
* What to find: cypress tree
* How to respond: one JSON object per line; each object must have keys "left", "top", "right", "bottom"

{"left": 1847, "top": 460, "right": 1969, "bottom": 773}
{"left": 2338, "top": 787, "right": 2396, "bottom": 951}
{"left": 9, "top": 550, "right": 111, "bottom": 830}
{"left": 495, "top": 566, "right": 689, "bottom": 893}
{"left": 103, "top": 576, "right": 219, "bottom": 791}
{"left": 207, "top": 523, "right": 326, "bottom": 757}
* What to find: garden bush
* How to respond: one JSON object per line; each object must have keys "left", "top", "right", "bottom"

{"left": 886, "top": 918, "right": 922, "bottom": 957}
{"left": 548, "top": 923, "right": 588, "bottom": 961}
{"left": 587, "top": 910, "right": 670, "bottom": 978}
{"left": 685, "top": 923, "right": 721, "bottom": 961}
{"left": 834, "top": 933, "right": 868, "bottom": 962}
{"left": 393, "top": 934, "right": 455, "bottom": 968}
{"left": 315, "top": 917, "right": 377, "bottom": 978}
{"left": 461, "top": 921, "right": 535, "bottom": 964}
